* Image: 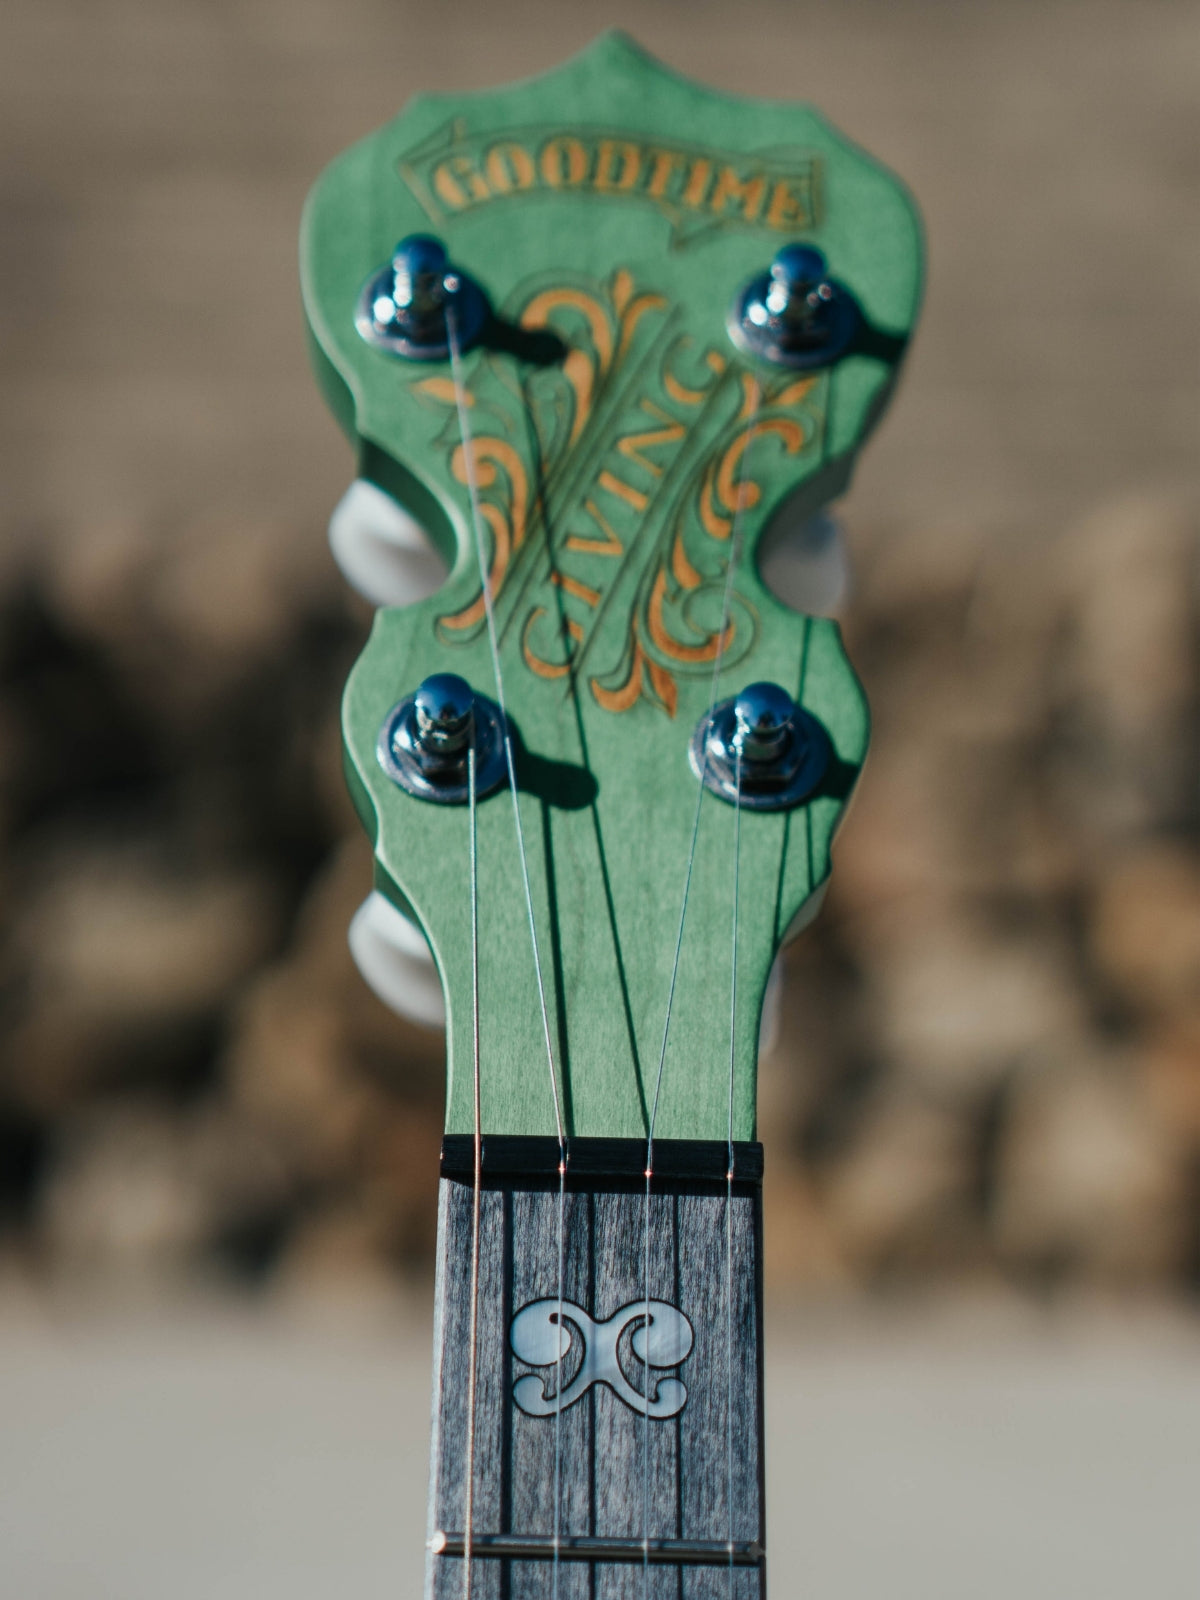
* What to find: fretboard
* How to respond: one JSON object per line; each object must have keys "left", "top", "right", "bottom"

{"left": 427, "top": 1137, "right": 766, "bottom": 1599}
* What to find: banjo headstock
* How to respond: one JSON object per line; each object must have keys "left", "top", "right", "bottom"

{"left": 301, "top": 32, "right": 921, "bottom": 1146}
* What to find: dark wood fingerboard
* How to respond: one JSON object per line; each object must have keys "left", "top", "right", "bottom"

{"left": 427, "top": 1138, "right": 766, "bottom": 1600}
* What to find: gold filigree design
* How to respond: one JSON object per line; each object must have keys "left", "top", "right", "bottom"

{"left": 438, "top": 437, "right": 529, "bottom": 634}
{"left": 420, "top": 272, "right": 825, "bottom": 712}
{"left": 591, "top": 621, "right": 678, "bottom": 718}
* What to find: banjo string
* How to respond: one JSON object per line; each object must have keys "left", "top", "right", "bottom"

{"left": 639, "top": 391, "right": 763, "bottom": 1597}
{"left": 462, "top": 746, "right": 481, "bottom": 1600}
{"left": 726, "top": 742, "right": 743, "bottom": 1595}
{"left": 447, "top": 306, "right": 570, "bottom": 1599}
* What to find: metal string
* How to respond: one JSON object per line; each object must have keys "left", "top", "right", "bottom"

{"left": 447, "top": 306, "right": 570, "bottom": 1600}
{"left": 553, "top": 1141, "right": 567, "bottom": 1600}
{"left": 462, "top": 746, "right": 481, "bottom": 1600}
{"left": 639, "top": 392, "right": 763, "bottom": 1597}
{"left": 725, "top": 744, "right": 742, "bottom": 1596}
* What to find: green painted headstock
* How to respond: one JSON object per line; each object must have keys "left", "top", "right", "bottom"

{"left": 301, "top": 33, "right": 921, "bottom": 1143}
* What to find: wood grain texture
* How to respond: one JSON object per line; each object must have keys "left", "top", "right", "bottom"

{"left": 427, "top": 1152, "right": 765, "bottom": 1599}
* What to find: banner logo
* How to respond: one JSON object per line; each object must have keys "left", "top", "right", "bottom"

{"left": 400, "top": 121, "right": 820, "bottom": 246}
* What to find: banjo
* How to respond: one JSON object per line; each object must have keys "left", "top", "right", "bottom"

{"left": 301, "top": 32, "right": 921, "bottom": 1599}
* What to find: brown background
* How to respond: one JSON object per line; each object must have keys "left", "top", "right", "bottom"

{"left": 1, "top": 0, "right": 1199, "bottom": 1306}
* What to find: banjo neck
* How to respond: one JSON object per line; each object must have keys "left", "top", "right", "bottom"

{"left": 300, "top": 31, "right": 922, "bottom": 1596}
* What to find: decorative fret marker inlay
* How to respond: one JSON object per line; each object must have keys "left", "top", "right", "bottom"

{"left": 510, "top": 1298, "right": 695, "bottom": 1418}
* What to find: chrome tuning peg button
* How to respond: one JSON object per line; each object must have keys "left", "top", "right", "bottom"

{"left": 689, "top": 680, "right": 830, "bottom": 810}
{"left": 728, "top": 243, "right": 859, "bottom": 369}
{"left": 377, "top": 672, "right": 507, "bottom": 803}
{"left": 356, "top": 234, "right": 489, "bottom": 360}
{"left": 415, "top": 673, "right": 477, "bottom": 755}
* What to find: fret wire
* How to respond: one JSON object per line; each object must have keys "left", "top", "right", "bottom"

{"left": 640, "top": 393, "right": 763, "bottom": 1598}
{"left": 462, "top": 747, "right": 481, "bottom": 1600}
{"left": 446, "top": 306, "right": 570, "bottom": 1599}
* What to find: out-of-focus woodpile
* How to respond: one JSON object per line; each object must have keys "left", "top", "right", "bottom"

{"left": 0, "top": 495, "right": 1196, "bottom": 1297}
{"left": 0, "top": 511, "right": 451, "bottom": 1293}
{"left": 763, "top": 500, "right": 1200, "bottom": 1292}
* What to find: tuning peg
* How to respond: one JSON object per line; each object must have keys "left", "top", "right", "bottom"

{"left": 728, "top": 242, "right": 859, "bottom": 369}
{"left": 348, "top": 890, "right": 445, "bottom": 1030}
{"left": 758, "top": 506, "right": 851, "bottom": 618}
{"left": 758, "top": 955, "right": 784, "bottom": 1057}
{"left": 327, "top": 479, "right": 448, "bottom": 608}
{"left": 356, "top": 233, "right": 489, "bottom": 361}
{"left": 690, "top": 680, "right": 830, "bottom": 810}
{"left": 377, "top": 673, "right": 508, "bottom": 805}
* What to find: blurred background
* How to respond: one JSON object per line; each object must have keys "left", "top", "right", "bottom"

{"left": 1, "top": 1, "right": 1198, "bottom": 1595}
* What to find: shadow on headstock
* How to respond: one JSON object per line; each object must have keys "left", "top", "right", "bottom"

{"left": 477, "top": 315, "right": 568, "bottom": 369}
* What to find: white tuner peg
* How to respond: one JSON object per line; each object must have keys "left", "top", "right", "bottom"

{"left": 348, "top": 891, "right": 445, "bottom": 1030}
{"left": 757, "top": 881, "right": 832, "bottom": 1058}
{"left": 758, "top": 506, "right": 851, "bottom": 619}
{"left": 758, "top": 955, "right": 785, "bottom": 1057}
{"left": 328, "top": 479, "right": 448, "bottom": 608}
